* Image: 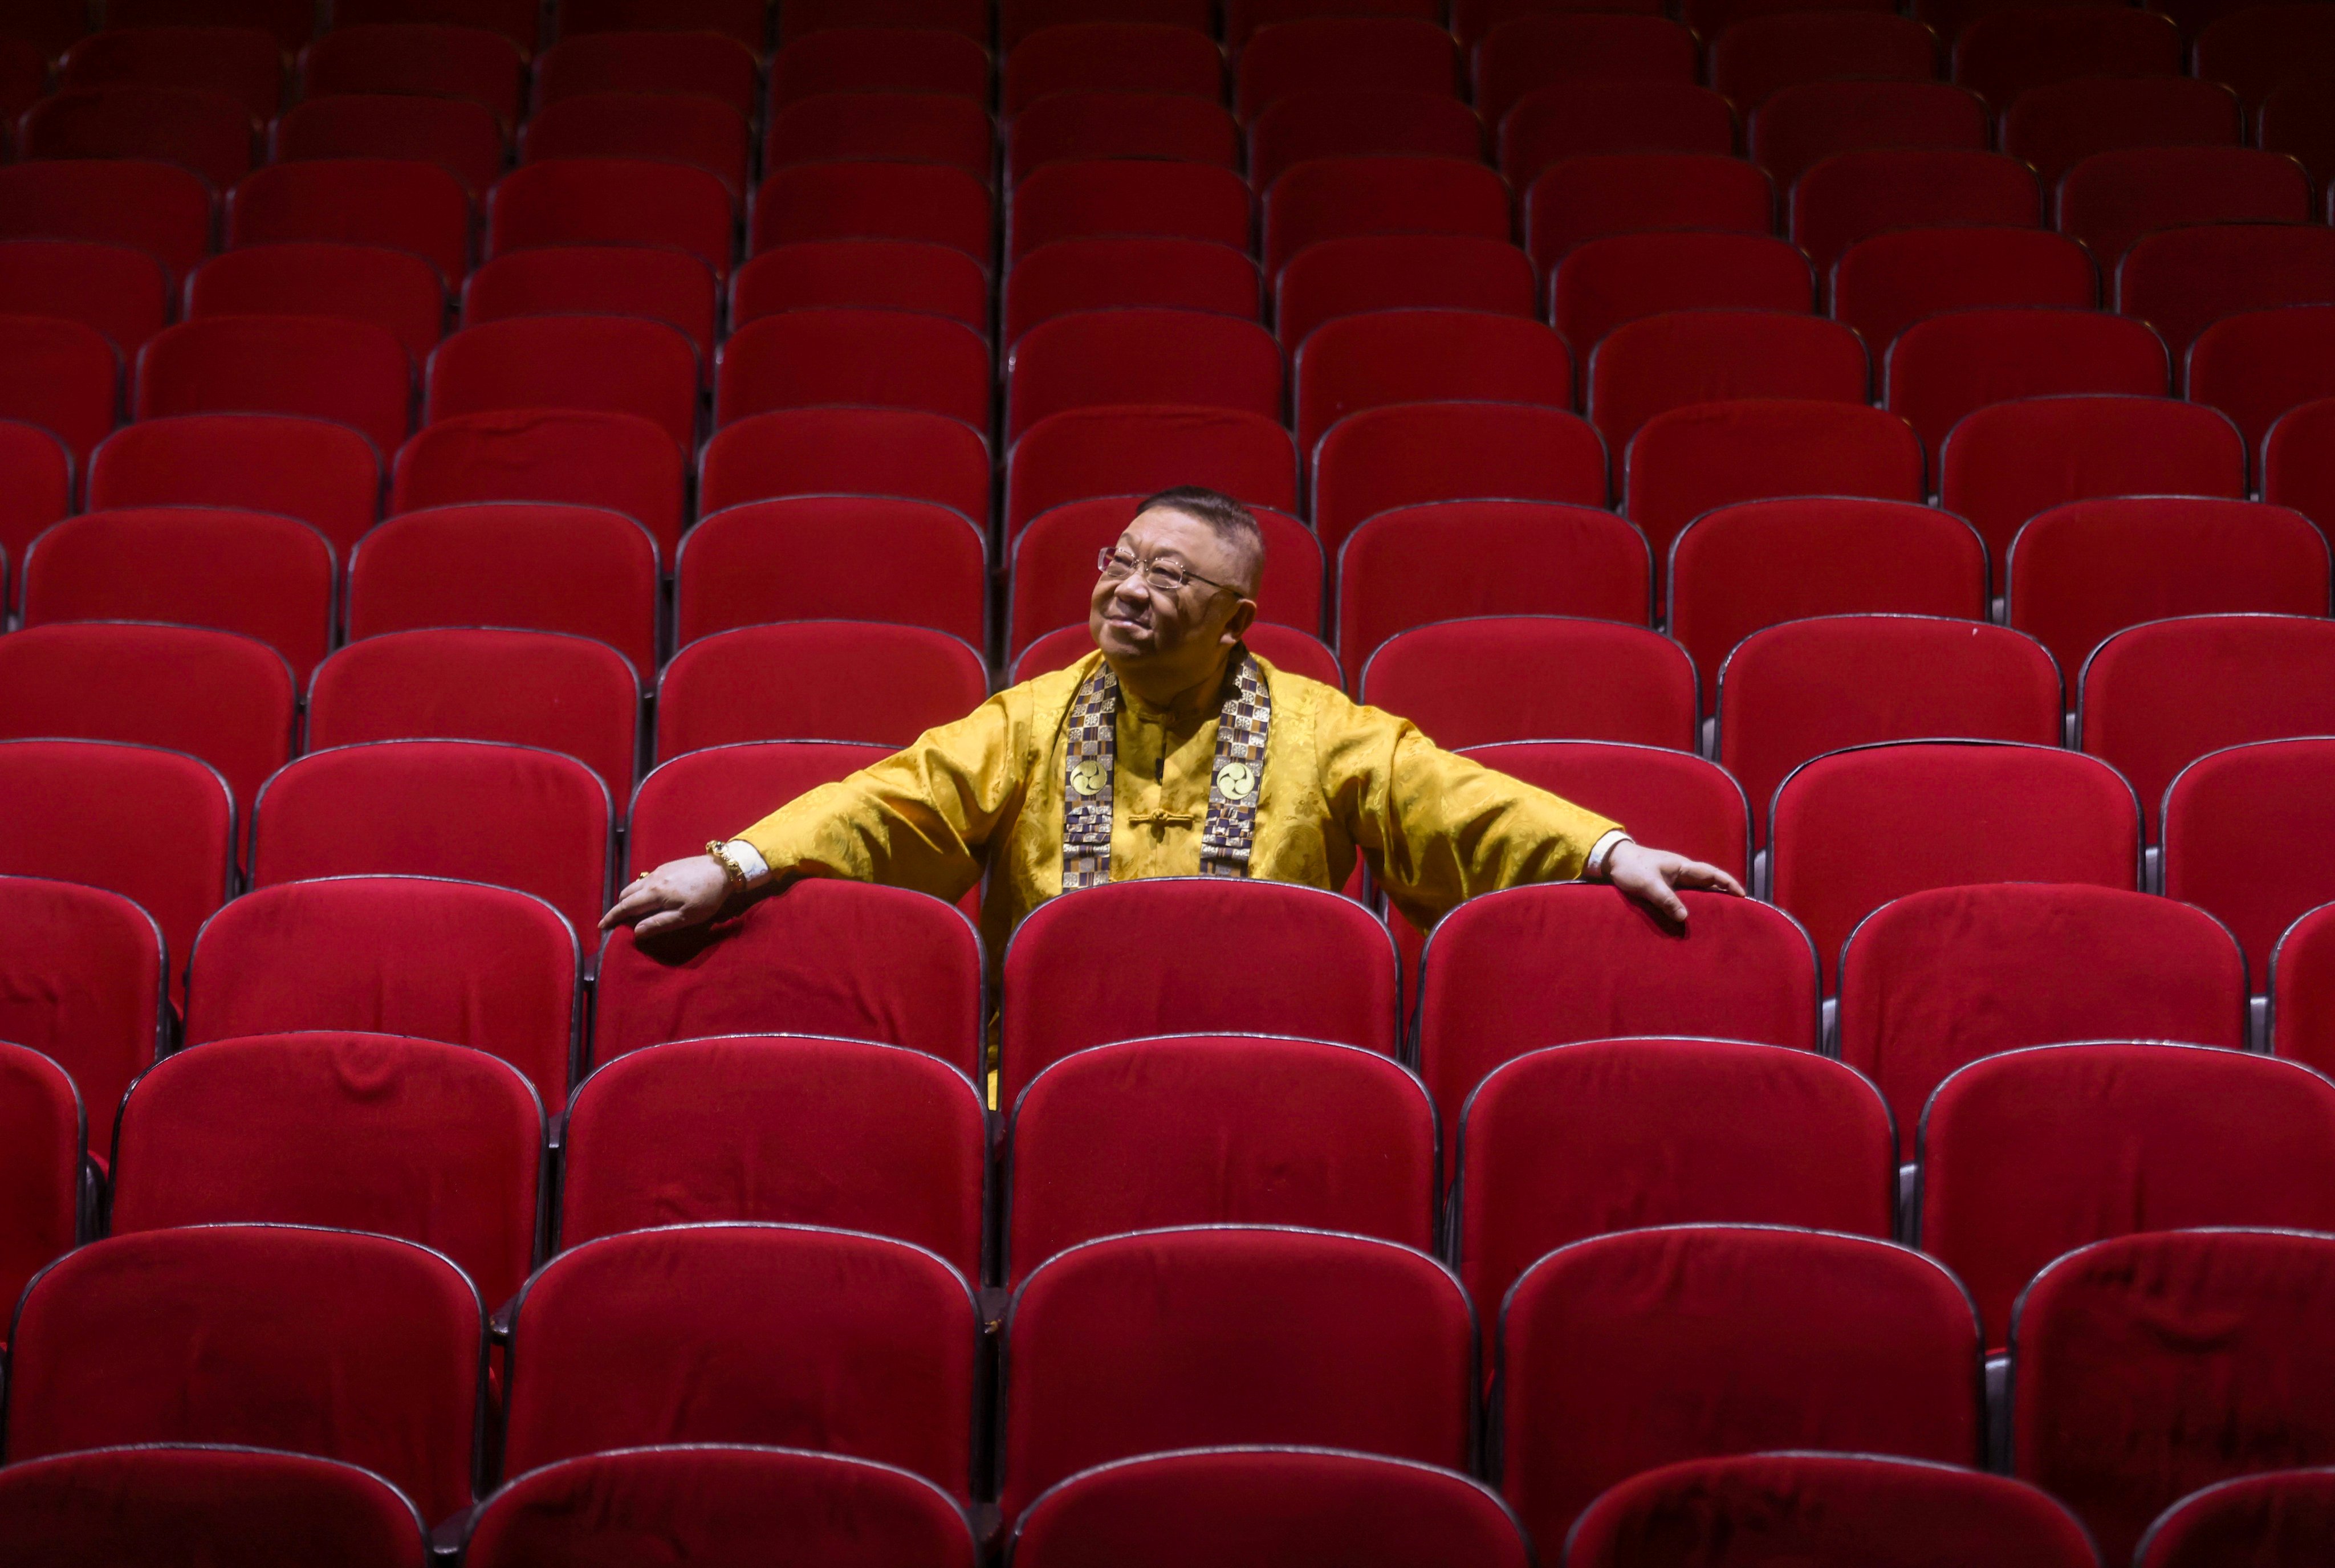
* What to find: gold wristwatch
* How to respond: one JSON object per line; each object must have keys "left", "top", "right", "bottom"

{"left": 705, "top": 839, "right": 750, "bottom": 889}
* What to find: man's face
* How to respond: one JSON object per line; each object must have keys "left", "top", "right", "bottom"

{"left": 1088, "top": 507, "right": 1256, "bottom": 675}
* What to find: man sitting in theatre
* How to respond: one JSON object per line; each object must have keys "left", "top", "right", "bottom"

{"left": 604, "top": 486, "right": 1742, "bottom": 944}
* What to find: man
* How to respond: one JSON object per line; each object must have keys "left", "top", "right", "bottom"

{"left": 605, "top": 486, "right": 1743, "bottom": 946}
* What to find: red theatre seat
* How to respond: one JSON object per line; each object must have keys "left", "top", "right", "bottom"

{"left": 2165, "top": 736, "right": 2335, "bottom": 982}
{"left": 1007, "top": 308, "right": 1281, "bottom": 443}
{"left": 1475, "top": 15, "right": 1698, "bottom": 128}
{"left": 1008, "top": 405, "right": 1296, "bottom": 538}
{"left": 2187, "top": 303, "right": 2335, "bottom": 462}
{"left": 1791, "top": 150, "right": 2041, "bottom": 280}
{"left": 2137, "top": 1468, "right": 2335, "bottom": 1568}
{"left": 519, "top": 92, "right": 750, "bottom": 194}
{"left": 1260, "top": 154, "right": 1509, "bottom": 279}
{"left": 1502, "top": 82, "right": 1735, "bottom": 189}
{"left": 1007, "top": 237, "right": 1252, "bottom": 344}
{"left": 227, "top": 157, "right": 471, "bottom": 284}
{"left": 0, "top": 238, "right": 170, "bottom": 357}
{"left": 1008, "top": 159, "right": 1248, "bottom": 261}
{"left": 134, "top": 315, "right": 410, "bottom": 459}
{"left": 1359, "top": 615, "right": 1692, "bottom": 750}
{"left": 772, "top": 25, "right": 990, "bottom": 105}
{"left": 1832, "top": 225, "right": 2097, "bottom": 360}
{"left": 0, "top": 159, "right": 213, "bottom": 285}
{"left": 2057, "top": 146, "right": 2312, "bottom": 272}
{"left": 1882, "top": 307, "right": 2170, "bottom": 461}
{"left": 735, "top": 241, "right": 988, "bottom": 339}
{"left": 1010, "top": 495, "right": 1321, "bottom": 655}
{"left": 2003, "top": 76, "right": 2241, "bottom": 185}
{"left": 1522, "top": 153, "right": 1772, "bottom": 274}
{"left": 1001, "top": 21, "right": 1222, "bottom": 115}
{"left": 1586, "top": 308, "right": 1868, "bottom": 453}
{"left": 0, "top": 1040, "right": 80, "bottom": 1322}
{"left": 1235, "top": 17, "right": 1458, "bottom": 119}
{"left": 19, "top": 85, "right": 255, "bottom": 193}
{"left": 2277, "top": 902, "right": 2335, "bottom": 1074}
{"left": 1294, "top": 309, "right": 1573, "bottom": 467}
{"left": 2195, "top": 2, "right": 2335, "bottom": 108}
{"left": 1708, "top": 12, "right": 1940, "bottom": 111}
{"left": 1750, "top": 80, "right": 1989, "bottom": 193}
{"left": 1951, "top": 6, "right": 2180, "bottom": 111}
{"left": 302, "top": 22, "right": 526, "bottom": 126}
{"left": 463, "top": 245, "right": 718, "bottom": 364}
{"left": 1456, "top": 741, "right": 1750, "bottom": 886}
{"left": 1551, "top": 232, "right": 1812, "bottom": 364}
{"left": 0, "top": 874, "right": 166, "bottom": 1159}
{"left": 698, "top": 406, "right": 990, "bottom": 528}
{"left": 1310, "top": 401, "right": 1608, "bottom": 557}
{"left": 766, "top": 91, "right": 994, "bottom": 182}
{"left": 486, "top": 157, "right": 733, "bottom": 279}
{"left": 425, "top": 313, "right": 698, "bottom": 454}
{"left": 0, "top": 313, "right": 119, "bottom": 467}
{"left": 713, "top": 308, "right": 988, "bottom": 433}
{"left": 269, "top": 94, "right": 508, "bottom": 198}
{"left": 188, "top": 242, "right": 445, "bottom": 363}
{"left": 2267, "top": 395, "right": 2335, "bottom": 535}
{"left": 1276, "top": 235, "right": 1531, "bottom": 353}
{"left": 391, "top": 408, "right": 686, "bottom": 560}
{"left": 60, "top": 23, "right": 283, "bottom": 118}
{"left": 1247, "top": 89, "right": 1484, "bottom": 191}
{"left": 657, "top": 621, "right": 986, "bottom": 754}
{"left": 674, "top": 496, "right": 986, "bottom": 649}
{"left": 752, "top": 160, "right": 992, "bottom": 263}
{"left": 532, "top": 30, "right": 758, "bottom": 117}
{"left": 625, "top": 740, "right": 893, "bottom": 870}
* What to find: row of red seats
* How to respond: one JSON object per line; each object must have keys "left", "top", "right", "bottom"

{"left": 3, "top": 1208, "right": 2331, "bottom": 1561}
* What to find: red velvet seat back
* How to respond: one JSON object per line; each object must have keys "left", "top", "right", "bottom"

{"left": 1790, "top": 149, "right": 2041, "bottom": 278}
{"left": 1360, "top": 615, "right": 1697, "bottom": 750}
{"left": 0, "top": 313, "right": 122, "bottom": 466}
{"left": 1587, "top": 308, "right": 1869, "bottom": 454}
{"left": 1456, "top": 740, "right": 1750, "bottom": 882}
{"left": 1006, "top": 404, "right": 1296, "bottom": 539}
{"left": 1833, "top": 225, "right": 2095, "bottom": 359}
{"left": 713, "top": 307, "right": 989, "bottom": 431}
{"left": 1274, "top": 233, "right": 1531, "bottom": 352}
{"left": 767, "top": 91, "right": 996, "bottom": 183}
{"left": 627, "top": 739, "right": 890, "bottom": 865}
{"left": 2003, "top": 76, "right": 2239, "bottom": 185}
{"left": 391, "top": 409, "right": 686, "bottom": 563}
{"left": 20, "top": 85, "right": 256, "bottom": 193}
{"left": 1478, "top": 17, "right": 1698, "bottom": 128}
{"left": 1236, "top": 16, "right": 1457, "bottom": 115}
{"left": 2116, "top": 221, "right": 2335, "bottom": 359}
{"left": 2275, "top": 902, "right": 2335, "bottom": 1076}
{"left": 1004, "top": 158, "right": 1254, "bottom": 258}
{"left": 674, "top": 496, "right": 987, "bottom": 648}
{"left": 90, "top": 412, "right": 383, "bottom": 557}
{"left": 1007, "top": 307, "right": 1282, "bottom": 443}
{"left": 1506, "top": 81, "right": 1735, "bottom": 189}
{"left": 1002, "top": 21, "right": 1220, "bottom": 113}
{"left": 1550, "top": 231, "right": 1812, "bottom": 360}
{"left": 1952, "top": 6, "right": 2180, "bottom": 110}
{"left": 754, "top": 160, "right": 993, "bottom": 261}
{"left": 0, "top": 1040, "right": 80, "bottom": 1329}
{"left": 425, "top": 312, "right": 699, "bottom": 451}
{"left": 462, "top": 245, "right": 718, "bottom": 366}
{"left": 1750, "top": 80, "right": 1989, "bottom": 192}
{"left": 772, "top": 27, "right": 991, "bottom": 106}
{"left": 519, "top": 92, "right": 750, "bottom": 193}
{"left": 2137, "top": 1466, "right": 2335, "bottom": 1568}
{"left": 699, "top": 406, "right": 991, "bottom": 527}
{"left": 0, "top": 417, "right": 72, "bottom": 568}
{"left": 135, "top": 313, "right": 412, "bottom": 458}
{"left": 1884, "top": 306, "right": 2169, "bottom": 460}
{"left": 230, "top": 157, "right": 471, "bottom": 282}
{"left": 1295, "top": 307, "right": 1573, "bottom": 460}
{"left": 1005, "top": 234, "right": 1254, "bottom": 341}
{"left": 0, "top": 875, "right": 162, "bottom": 1157}
{"left": 657, "top": 622, "right": 986, "bottom": 755}
{"left": 188, "top": 242, "right": 446, "bottom": 360}
{"left": 1710, "top": 12, "right": 1939, "bottom": 111}
{"left": 1261, "top": 154, "right": 1506, "bottom": 278}
{"left": 735, "top": 238, "right": 990, "bottom": 337}
{"left": 270, "top": 95, "right": 507, "bottom": 198}
{"left": 2165, "top": 737, "right": 2335, "bottom": 978}
{"left": 1309, "top": 398, "right": 1607, "bottom": 553}
{"left": 2059, "top": 146, "right": 2311, "bottom": 274}
{"left": 485, "top": 158, "right": 733, "bottom": 280}
{"left": 535, "top": 30, "right": 758, "bottom": 115}
{"left": 307, "top": 21, "right": 527, "bottom": 123}
{"left": 0, "top": 159, "right": 214, "bottom": 285}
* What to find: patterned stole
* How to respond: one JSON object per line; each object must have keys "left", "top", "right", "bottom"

{"left": 1061, "top": 652, "right": 1273, "bottom": 891}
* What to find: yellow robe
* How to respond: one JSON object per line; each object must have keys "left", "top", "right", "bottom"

{"left": 736, "top": 649, "right": 1624, "bottom": 957}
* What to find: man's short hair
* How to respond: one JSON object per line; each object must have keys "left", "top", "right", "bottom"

{"left": 1134, "top": 485, "right": 1264, "bottom": 594}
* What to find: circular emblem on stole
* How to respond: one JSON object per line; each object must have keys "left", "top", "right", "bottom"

{"left": 1069, "top": 759, "right": 1106, "bottom": 797}
{"left": 1215, "top": 761, "right": 1256, "bottom": 800}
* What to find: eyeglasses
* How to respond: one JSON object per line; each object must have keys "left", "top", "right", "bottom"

{"left": 1097, "top": 548, "right": 1238, "bottom": 597}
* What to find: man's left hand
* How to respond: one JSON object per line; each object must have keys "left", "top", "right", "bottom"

{"left": 1602, "top": 841, "right": 1747, "bottom": 926}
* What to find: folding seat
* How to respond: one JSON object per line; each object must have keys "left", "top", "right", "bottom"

{"left": 1007, "top": 238, "right": 1255, "bottom": 347}
{"left": 1008, "top": 159, "right": 1248, "bottom": 260}
{"left": 1921, "top": 1041, "right": 2335, "bottom": 1352}
{"left": 777, "top": 0, "right": 988, "bottom": 44}
{"left": 1234, "top": 18, "right": 1458, "bottom": 121}
{"left": 1337, "top": 503, "right": 1651, "bottom": 681}
{"left": 2165, "top": 736, "right": 2335, "bottom": 981}
{"left": 562, "top": 0, "right": 768, "bottom": 48}
{"left": 299, "top": 22, "right": 526, "bottom": 127}
{"left": 595, "top": 873, "right": 984, "bottom": 1072}
{"left": 1549, "top": 233, "right": 1809, "bottom": 368}
{"left": 2139, "top": 1468, "right": 2335, "bottom": 1568}
{"left": 1001, "top": 22, "right": 1223, "bottom": 115}
{"left": 1007, "top": 308, "right": 1279, "bottom": 442}
{"left": 1003, "top": 0, "right": 1212, "bottom": 50}
{"left": 1311, "top": 400, "right": 1606, "bottom": 553}
{"left": 464, "top": 1447, "right": 975, "bottom": 1568}
{"left": 2262, "top": 78, "right": 2335, "bottom": 189}
{"left": 657, "top": 622, "right": 987, "bottom": 754}
{"left": 501, "top": 1224, "right": 974, "bottom": 1493}
{"left": 1721, "top": 618, "right": 2060, "bottom": 857}
{"left": 1885, "top": 307, "right": 2169, "bottom": 463}
{"left": 1672, "top": 501, "right": 1987, "bottom": 729}
{"left": 1791, "top": 150, "right": 2040, "bottom": 279}
{"left": 559, "top": 1033, "right": 983, "bottom": 1275}
{"left": 1452, "top": 739, "right": 1750, "bottom": 881}
{"left": 391, "top": 409, "right": 684, "bottom": 560}
{"left": 1294, "top": 310, "right": 1572, "bottom": 465}
{"left": 486, "top": 157, "right": 732, "bottom": 279}
{"left": 0, "top": 625, "right": 292, "bottom": 818}
{"left": 1465, "top": 1038, "right": 1881, "bottom": 1323}
{"left": 1521, "top": 153, "right": 1775, "bottom": 274}
{"left": 227, "top": 157, "right": 470, "bottom": 283}
{"left": 1275, "top": 234, "right": 1532, "bottom": 353}
{"left": 771, "top": 27, "right": 991, "bottom": 108}
{"left": 1008, "top": 494, "right": 1321, "bottom": 654}
{"left": 2190, "top": 305, "right": 2335, "bottom": 466}
{"left": 2194, "top": 2, "right": 2335, "bottom": 109}
{"left": 1625, "top": 401, "right": 1926, "bottom": 594}
{"left": 0, "top": 159, "right": 214, "bottom": 285}
{"left": 1498, "top": 83, "right": 1735, "bottom": 191}
{"left": 1008, "top": 405, "right": 1297, "bottom": 536}
{"left": 1227, "top": 0, "right": 1446, "bottom": 48}
{"left": 0, "top": 420, "right": 67, "bottom": 572}
{"left": 1259, "top": 155, "right": 1510, "bottom": 279}
{"left": 0, "top": 868, "right": 161, "bottom": 1159}
{"left": 735, "top": 242, "right": 987, "bottom": 341}
{"left": 627, "top": 740, "right": 894, "bottom": 869}
{"left": 751, "top": 160, "right": 994, "bottom": 264}
{"left": 267, "top": 95, "right": 507, "bottom": 197}
{"left": 333, "top": 0, "right": 540, "bottom": 47}
{"left": 0, "top": 1037, "right": 79, "bottom": 1318}
{"left": 1773, "top": 740, "right": 2142, "bottom": 989}
{"left": 1417, "top": 881, "right": 1818, "bottom": 1125}
{"left": 426, "top": 314, "right": 697, "bottom": 454}
{"left": 1832, "top": 224, "right": 2097, "bottom": 357}
{"left": 1247, "top": 89, "right": 1482, "bottom": 190}
{"left": 1012, "top": 1448, "right": 1529, "bottom": 1568}
{"left": 2117, "top": 223, "right": 2335, "bottom": 367}
{"left": 20, "top": 505, "right": 335, "bottom": 682}
{"left": 674, "top": 495, "right": 985, "bottom": 648}
{"left": 0, "top": 312, "right": 118, "bottom": 465}
{"left": 0, "top": 237, "right": 170, "bottom": 357}
{"left": 134, "top": 315, "right": 409, "bottom": 458}
{"left": 1000, "top": 1226, "right": 1472, "bottom": 1521}
{"left": 1014, "top": 617, "right": 1347, "bottom": 686}
{"left": 1683, "top": 0, "right": 1899, "bottom": 31}
{"left": 1008, "top": 91, "right": 1238, "bottom": 183}
{"left": 2013, "top": 1229, "right": 2335, "bottom": 1565}
{"left": 764, "top": 92, "right": 994, "bottom": 186}
{"left": 1708, "top": 14, "right": 1942, "bottom": 112}
{"left": 309, "top": 628, "right": 640, "bottom": 797}
{"left": 3, "top": 1225, "right": 483, "bottom": 1526}
{"left": 519, "top": 92, "right": 752, "bottom": 194}
{"left": 107, "top": 0, "right": 312, "bottom": 47}
{"left": 1941, "top": 395, "right": 2247, "bottom": 594}
{"left": 2008, "top": 497, "right": 2329, "bottom": 688}
{"left": 1000, "top": 878, "right": 1400, "bottom": 1105}
{"left": 462, "top": 245, "right": 714, "bottom": 367}
{"left": 1587, "top": 309, "right": 1867, "bottom": 452}
{"left": 1747, "top": 81, "right": 1987, "bottom": 195}
{"left": 0, "top": 0, "right": 87, "bottom": 55}
{"left": 1950, "top": 7, "right": 2179, "bottom": 112}
{"left": 2002, "top": 77, "right": 2242, "bottom": 186}
{"left": 1472, "top": 15, "right": 1699, "bottom": 128}
{"left": 0, "top": 1445, "right": 433, "bottom": 1568}
{"left": 187, "top": 242, "right": 444, "bottom": 363}
{"left": 2062, "top": 148, "right": 2313, "bottom": 272}
{"left": 18, "top": 85, "right": 257, "bottom": 191}
{"left": 2279, "top": 902, "right": 2335, "bottom": 1073}
{"left": 346, "top": 502, "right": 660, "bottom": 675}
{"left": 699, "top": 406, "right": 991, "bottom": 526}
{"left": 1499, "top": 1225, "right": 1982, "bottom": 1550}
{"left": 1567, "top": 1453, "right": 2097, "bottom": 1568}
{"left": 1007, "top": 1034, "right": 1437, "bottom": 1282}
{"left": 532, "top": 30, "right": 758, "bottom": 118}
{"left": 60, "top": 23, "right": 282, "bottom": 118}
{"left": 110, "top": 1029, "right": 546, "bottom": 1308}
{"left": 2268, "top": 394, "right": 2335, "bottom": 534}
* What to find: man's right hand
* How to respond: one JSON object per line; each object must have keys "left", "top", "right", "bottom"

{"left": 600, "top": 855, "right": 735, "bottom": 938}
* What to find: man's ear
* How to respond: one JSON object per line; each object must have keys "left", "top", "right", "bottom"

{"left": 1221, "top": 597, "right": 1259, "bottom": 644}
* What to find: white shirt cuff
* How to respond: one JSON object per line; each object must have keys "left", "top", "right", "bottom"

{"left": 1585, "top": 830, "right": 1632, "bottom": 881}
{"left": 723, "top": 839, "right": 774, "bottom": 886}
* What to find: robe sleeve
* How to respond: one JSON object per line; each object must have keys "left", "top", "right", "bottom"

{"left": 732, "top": 690, "right": 1029, "bottom": 906}
{"left": 1316, "top": 690, "right": 1624, "bottom": 931}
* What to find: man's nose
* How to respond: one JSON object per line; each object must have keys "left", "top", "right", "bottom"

{"left": 1108, "top": 572, "right": 1151, "bottom": 611}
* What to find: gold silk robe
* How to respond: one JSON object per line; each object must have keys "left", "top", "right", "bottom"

{"left": 736, "top": 649, "right": 1624, "bottom": 957}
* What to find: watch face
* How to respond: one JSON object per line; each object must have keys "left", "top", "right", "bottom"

{"left": 1070, "top": 759, "right": 1105, "bottom": 797}
{"left": 1215, "top": 761, "right": 1255, "bottom": 800}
